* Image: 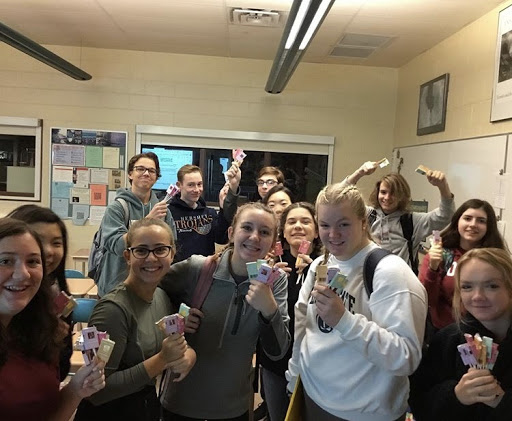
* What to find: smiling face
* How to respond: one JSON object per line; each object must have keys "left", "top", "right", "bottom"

{"left": 30, "top": 222, "right": 64, "bottom": 275}
{"left": 458, "top": 207, "right": 488, "bottom": 250}
{"left": 228, "top": 208, "right": 276, "bottom": 270}
{"left": 317, "top": 201, "right": 369, "bottom": 260}
{"left": 124, "top": 225, "right": 175, "bottom": 286}
{"left": 283, "top": 207, "right": 318, "bottom": 254}
{"left": 0, "top": 232, "right": 44, "bottom": 327}
{"left": 266, "top": 191, "right": 292, "bottom": 217}
{"left": 257, "top": 173, "right": 279, "bottom": 199}
{"left": 377, "top": 181, "right": 398, "bottom": 214}
{"left": 177, "top": 171, "right": 204, "bottom": 208}
{"left": 128, "top": 157, "right": 158, "bottom": 193}
{"left": 459, "top": 258, "right": 512, "bottom": 331}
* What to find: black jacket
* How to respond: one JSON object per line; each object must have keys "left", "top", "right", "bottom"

{"left": 168, "top": 189, "right": 238, "bottom": 263}
{"left": 409, "top": 313, "right": 512, "bottom": 420}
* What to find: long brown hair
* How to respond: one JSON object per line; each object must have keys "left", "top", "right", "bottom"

{"left": 368, "top": 173, "right": 411, "bottom": 212}
{"left": 0, "top": 218, "right": 61, "bottom": 368}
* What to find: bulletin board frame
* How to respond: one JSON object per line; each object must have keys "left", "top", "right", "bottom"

{"left": 49, "top": 127, "right": 128, "bottom": 225}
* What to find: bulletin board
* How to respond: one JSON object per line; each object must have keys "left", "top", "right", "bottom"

{"left": 50, "top": 128, "right": 128, "bottom": 225}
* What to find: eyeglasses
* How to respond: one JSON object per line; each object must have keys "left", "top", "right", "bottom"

{"left": 127, "top": 246, "right": 173, "bottom": 259}
{"left": 133, "top": 166, "right": 157, "bottom": 175}
{"left": 256, "top": 179, "right": 277, "bottom": 187}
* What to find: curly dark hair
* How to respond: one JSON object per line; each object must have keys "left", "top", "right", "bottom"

{"left": 0, "top": 218, "right": 60, "bottom": 368}
{"left": 7, "top": 205, "right": 70, "bottom": 294}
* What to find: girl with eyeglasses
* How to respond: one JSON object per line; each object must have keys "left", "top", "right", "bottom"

{"left": 159, "top": 202, "right": 290, "bottom": 421}
{"left": 74, "top": 218, "right": 196, "bottom": 421}
{"left": 96, "top": 152, "right": 177, "bottom": 297}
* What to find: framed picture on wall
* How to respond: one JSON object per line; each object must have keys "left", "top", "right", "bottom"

{"left": 491, "top": 4, "right": 512, "bottom": 122}
{"left": 416, "top": 73, "right": 450, "bottom": 136}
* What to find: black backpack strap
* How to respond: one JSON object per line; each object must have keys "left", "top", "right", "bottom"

{"left": 399, "top": 213, "right": 418, "bottom": 275}
{"left": 363, "top": 248, "right": 392, "bottom": 298}
{"left": 367, "top": 208, "right": 378, "bottom": 226}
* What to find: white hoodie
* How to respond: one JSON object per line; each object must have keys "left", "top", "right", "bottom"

{"left": 286, "top": 242, "right": 427, "bottom": 421}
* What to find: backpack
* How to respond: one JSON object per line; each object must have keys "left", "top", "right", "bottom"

{"left": 87, "top": 198, "right": 129, "bottom": 282}
{"left": 362, "top": 247, "right": 435, "bottom": 348}
{"left": 368, "top": 209, "right": 418, "bottom": 275}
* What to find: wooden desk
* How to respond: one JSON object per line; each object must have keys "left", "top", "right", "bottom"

{"left": 86, "top": 284, "right": 98, "bottom": 298}
{"left": 71, "top": 248, "right": 90, "bottom": 275}
{"left": 67, "top": 277, "right": 95, "bottom": 297}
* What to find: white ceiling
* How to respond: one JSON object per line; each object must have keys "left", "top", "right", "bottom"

{"left": 0, "top": 0, "right": 506, "bottom": 67}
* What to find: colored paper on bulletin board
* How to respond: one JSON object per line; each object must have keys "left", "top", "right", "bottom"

{"left": 70, "top": 188, "right": 90, "bottom": 204}
{"left": 74, "top": 167, "right": 90, "bottom": 188}
{"left": 90, "top": 184, "right": 107, "bottom": 206}
{"left": 72, "top": 205, "right": 89, "bottom": 226}
{"left": 85, "top": 146, "right": 103, "bottom": 167}
{"left": 103, "top": 147, "right": 120, "bottom": 168}
{"left": 89, "top": 206, "right": 107, "bottom": 226}
{"left": 109, "top": 169, "right": 125, "bottom": 190}
{"left": 52, "top": 144, "right": 85, "bottom": 166}
{"left": 53, "top": 166, "right": 73, "bottom": 183}
{"left": 52, "top": 181, "right": 73, "bottom": 199}
{"left": 51, "top": 198, "right": 69, "bottom": 219}
{"left": 90, "top": 168, "right": 109, "bottom": 184}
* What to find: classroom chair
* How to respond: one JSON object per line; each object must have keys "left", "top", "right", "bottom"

{"left": 72, "top": 298, "right": 98, "bottom": 330}
{"left": 65, "top": 268, "right": 85, "bottom": 278}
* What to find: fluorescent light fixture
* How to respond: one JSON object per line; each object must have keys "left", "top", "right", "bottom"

{"left": 265, "top": 0, "right": 335, "bottom": 94}
{"left": 0, "top": 21, "right": 91, "bottom": 81}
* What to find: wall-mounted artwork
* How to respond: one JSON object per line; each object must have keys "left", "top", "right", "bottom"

{"left": 491, "top": 4, "right": 512, "bottom": 122}
{"left": 417, "top": 73, "right": 450, "bottom": 136}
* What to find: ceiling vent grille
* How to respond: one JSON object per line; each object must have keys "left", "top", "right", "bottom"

{"left": 330, "top": 33, "right": 394, "bottom": 58}
{"left": 230, "top": 8, "right": 281, "bottom": 27}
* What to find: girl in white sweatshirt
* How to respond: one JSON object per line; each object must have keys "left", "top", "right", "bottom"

{"left": 286, "top": 183, "right": 428, "bottom": 421}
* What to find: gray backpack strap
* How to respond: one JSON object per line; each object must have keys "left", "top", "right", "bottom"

{"left": 117, "top": 198, "right": 130, "bottom": 228}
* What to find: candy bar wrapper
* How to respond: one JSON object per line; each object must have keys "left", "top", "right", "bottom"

{"left": 377, "top": 158, "right": 390, "bottom": 168}
{"left": 82, "top": 348, "right": 97, "bottom": 366}
{"left": 164, "top": 184, "right": 180, "bottom": 202}
{"left": 54, "top": 291, "right": 77, "bottom": 318}
{"left": 432, "top": 230, "right": 441, "bottom": 244}
{"left": 156, "top": 314, "right": 185, "bottom": 335}
{"left": 329, "top": 272, "right": 348, "bottom": 291}
{"left": 256, "top": 264, "right": 273, "bottom": 283}
{"left": 232, "top": 148, "right": 246, "bottom": 165}
{"left": 97, "top": 331, "right": 109, "bottom": 343}
{"left": 179, "top": 302, "right": 191, "bottom": 318}
{"left": 82, "top": 326, "right": 100, "bottom": 350}
{"left": 246, "top": 261, "right": 259, "bottom": 280}
{"left": 415, "top": 164, "right": 430, "bottom": 175}
{"left": 257, "top": 259, "right": 267, "bottom": 270}
{"left": 295, "top": 240, "right": 311, "bottom": 268}
{"left": 97, "top": 338, "right": 115, "bottom": 364}
{"left": 315, "top": 264, "right": 328, "bottom": 284}
{"left": 327, "top": 266, "right": 340, "bottom": 284}
{"left": 274, "top": 241, "right": 284, "bottom": 256}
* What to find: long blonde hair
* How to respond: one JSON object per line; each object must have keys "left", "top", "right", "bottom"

{"left": 453, "top": 248, "right": 512, "bottom": 323}
{"left": 315, "top": 183, "right": 370, "bottom": 264}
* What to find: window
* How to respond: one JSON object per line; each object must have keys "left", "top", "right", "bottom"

{"left": 0, "top": 117, "right": 41, "bottom": 201}
{"left": 137, "top": 125, "right": 334, "bottom": 206}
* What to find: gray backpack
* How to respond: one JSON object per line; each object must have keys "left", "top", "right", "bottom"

{"left": 87, "top": 198, "right": 129, "bottom": 282}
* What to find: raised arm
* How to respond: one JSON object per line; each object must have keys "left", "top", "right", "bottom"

{"left": 341, "top": 161, "right": 378, "bottom": 187}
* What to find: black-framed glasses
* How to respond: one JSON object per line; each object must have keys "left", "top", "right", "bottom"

{"left": 133, "top": 166, "right": 157, "bottom": 175}
{"left": 256, "top": 179, "right": 277, "bottom": 187}
{"left": 127, "top": 246, "right": 173, "bottom": 259}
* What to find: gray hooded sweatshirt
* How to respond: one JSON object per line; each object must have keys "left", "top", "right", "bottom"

{"left": 96, "top": 188, "right": 176, "bottom": 296}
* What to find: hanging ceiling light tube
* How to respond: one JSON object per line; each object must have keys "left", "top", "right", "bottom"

{"left": 265, "top": 0, "right": 335, "bottom": 94}
{"left": 0, "top": 21, "right": 92, "bottom": 81}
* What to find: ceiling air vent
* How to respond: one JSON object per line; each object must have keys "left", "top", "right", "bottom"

{"left": 330, "top": 33, "right": 394, "bottom": 58}
{"left": 230, "top": 8, "right": 281, "bottom": 27}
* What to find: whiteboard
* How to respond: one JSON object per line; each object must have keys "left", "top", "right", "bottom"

{"left": 391, "top": 135, "right": 509, "bottom": 243}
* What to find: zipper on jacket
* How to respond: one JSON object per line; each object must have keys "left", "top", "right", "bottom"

{"left": 231, "top": 284, "right": 244, "bottom": 335}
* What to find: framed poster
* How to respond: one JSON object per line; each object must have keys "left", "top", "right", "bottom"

{"left": 491, "top": 4, "right": 512, "bottom": 122}
{"left": 416, "top": 73, "right": 449, "bottom": 136}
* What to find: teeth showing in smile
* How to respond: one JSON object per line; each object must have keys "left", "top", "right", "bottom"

{"left": 142, "top": 267, "right": 160, "bottom": 272}
{"left": 6, "top": 285, "right": 27, "bottom": 291}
